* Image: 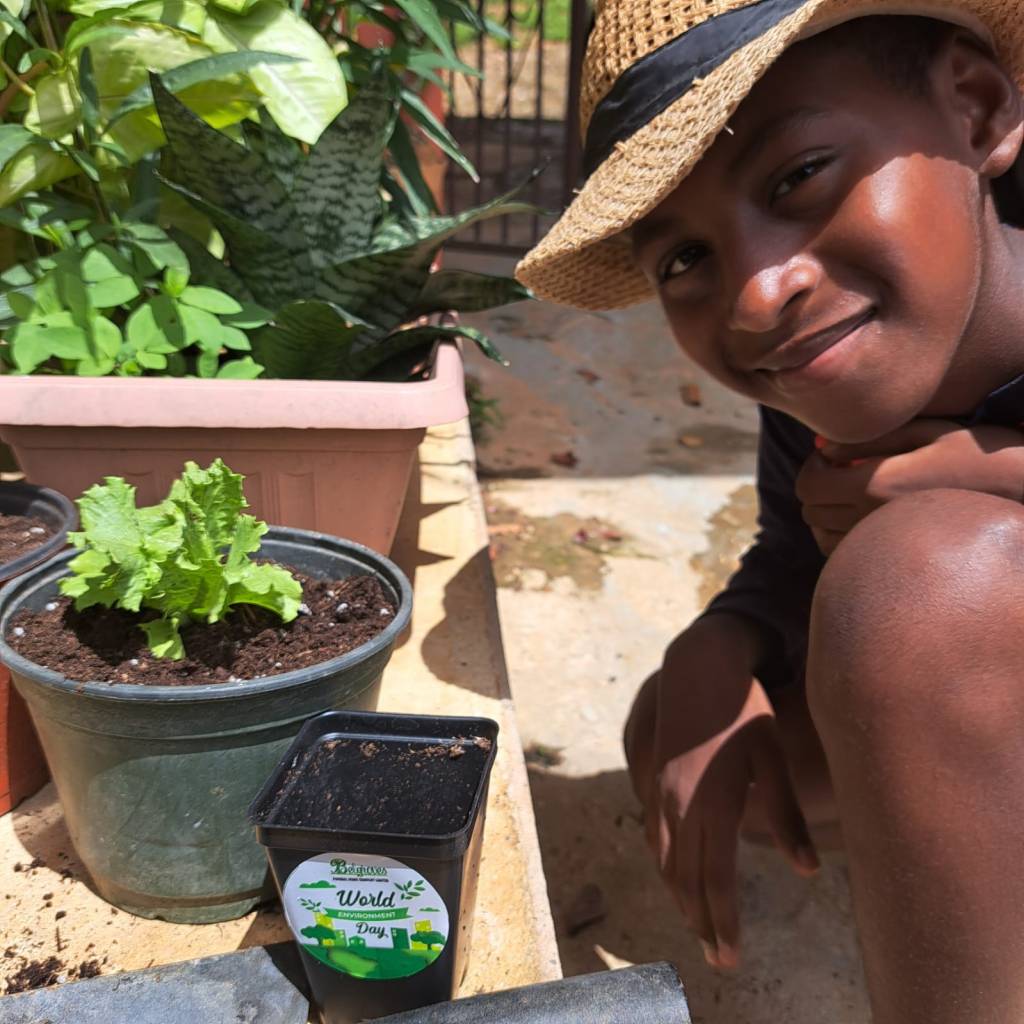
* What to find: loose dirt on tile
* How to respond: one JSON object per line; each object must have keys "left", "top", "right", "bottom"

{"left": 3, "top": 954, "right": 102, "bottom": 994}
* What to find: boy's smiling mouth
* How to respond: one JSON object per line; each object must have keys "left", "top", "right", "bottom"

{"left": 752, "top": 307, "right": 877, "bottom": 390}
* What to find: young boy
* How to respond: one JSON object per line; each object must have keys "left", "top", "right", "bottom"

{"left": 516, "top": 3, "right": 1024, "bottom": 1022}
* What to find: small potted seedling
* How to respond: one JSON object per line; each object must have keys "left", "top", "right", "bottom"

{"left": 0, "top": 460, "right": 411, "bottom": 923}
{"left": 0, "top": 481, "right": 77, "bottom": 813}
{"left": 249, "top": 709, "right": 499, "bottom": 1023}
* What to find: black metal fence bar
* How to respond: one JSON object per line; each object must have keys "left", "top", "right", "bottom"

{"left": 473, "top": 0, "right": 487, "bottom": 244}
{"left": 501, "top": 0, "right": 514, "bottom": 245}
{"left": 532, "top": 0, "right": 546, "bottom": 239}
{"left": 564, "top": 0, "right": 588, "bottom": 204}
{"left": 443, "top": 0, "right": 589, "bottom": 255}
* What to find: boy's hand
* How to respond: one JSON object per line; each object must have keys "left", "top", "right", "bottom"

{"left": 797, "top": 420, "right": 1024, "bottom": 554}
{"left": 642, "top": 616, "right": 819, "bottom": 969}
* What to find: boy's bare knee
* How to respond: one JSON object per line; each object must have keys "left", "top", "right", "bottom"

{"left": 807, "top": 489, "right": 1024, "bottom": 724}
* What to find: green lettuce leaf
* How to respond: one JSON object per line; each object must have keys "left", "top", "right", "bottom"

{"left": 59, "top": 459, "right": 301, "bottom": 659}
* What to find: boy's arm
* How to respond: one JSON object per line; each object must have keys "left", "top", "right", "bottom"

{"left": 635, "top": 408, "right": 823, "bottom": 968}
{"left": 699, "top": 405, "right": 826, "bottom": 691}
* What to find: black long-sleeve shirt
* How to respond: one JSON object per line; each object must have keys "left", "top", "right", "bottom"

{"left": 701, "top": 375, "right": 1024, "bottom": 691}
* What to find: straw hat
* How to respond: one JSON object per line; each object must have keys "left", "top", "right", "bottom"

{"left": 515, "top": 0, "right": 1024, "bottom": 310}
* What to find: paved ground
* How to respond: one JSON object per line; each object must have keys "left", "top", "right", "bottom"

{"left": 452, "top": 252, "right": 871, "bottom": 1024}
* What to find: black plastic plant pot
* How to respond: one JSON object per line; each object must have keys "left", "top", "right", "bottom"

{"left": 249, "top": 709, "right": 500, "bottom": 1024}
{"left": 0, "top": 528, "right": 412, "bottom": 924}
{"left": 0, "top": 482, "right": 77, "bottom": 584}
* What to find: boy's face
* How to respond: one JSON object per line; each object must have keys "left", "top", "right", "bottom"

{"left": 632, "top": 30, "right": 1012, "bottom": 442}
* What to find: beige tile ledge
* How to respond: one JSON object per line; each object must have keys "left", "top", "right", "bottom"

{"left": 0, "top": 420, "right": 561, "bottom": 995}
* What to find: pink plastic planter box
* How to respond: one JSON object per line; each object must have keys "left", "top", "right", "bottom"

{"left": 0, "top": 342, "right": 467, "bottom": 554}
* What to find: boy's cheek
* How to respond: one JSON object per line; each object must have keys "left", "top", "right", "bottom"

{"left": 658, "top": 159, "right": 982, "bottom": 426}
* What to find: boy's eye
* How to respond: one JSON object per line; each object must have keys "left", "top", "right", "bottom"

{"left": 772, "top": 155, "right": 833, "bottom": 202}
{"left": 772, "top": 156, "right": 832, "bottom": 201}
{"left": 659, "top": 243, "right": 708, "bottom": 282}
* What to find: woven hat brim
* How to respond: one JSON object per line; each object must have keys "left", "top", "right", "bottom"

{"left": 516, "top": 0, "right": 1024, "bottom": 310}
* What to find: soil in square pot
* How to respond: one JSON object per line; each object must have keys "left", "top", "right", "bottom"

{"left": 0, "top": 483, "right": 76, "bottom": 814}
{"left": 0, "top": 529, "right": 412, "bottom": 923}
{"left": 249, "top": 710, "right": 499, "bottom": 1024}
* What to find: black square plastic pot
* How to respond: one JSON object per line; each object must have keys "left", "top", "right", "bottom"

{"left": 249, "top": 709, "right": 499, "bottom": 1024}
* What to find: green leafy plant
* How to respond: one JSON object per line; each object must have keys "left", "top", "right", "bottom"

{"left": 152, "top": 71, "right": 535, "bottom": 380}
{"left": 0, "top": 207, "right": 268, "bottom": 375}
{"left": 308, "top": 1, "right": 510, "bottom": 213}
{"left": 60, "top": 458, "right": 301, "bottom": 659}
{"left": 0, "top": 0, "right": 346, "bottom": 208}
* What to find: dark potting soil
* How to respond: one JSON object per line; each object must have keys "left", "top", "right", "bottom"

{"left": 4, "top": 570, "right": 396, "bottom": 686}
{"left": 3, "top": 955, "right": 102, "bottom": 994}
{"left": 0, "top": 512, "right": 53, "bottom": 565}
{"left": 262, "top": 735, "right": 494, "bottom": 836}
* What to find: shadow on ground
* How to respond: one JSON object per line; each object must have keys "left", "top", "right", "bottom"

{"left": 416, "top": 548, "right": 512, "bottom": 699}
{"left": 12, "top": 786, "right": 95, "bottom": 894}
{"left": 526, "top": 766, "right": 870, "bottom": 1024}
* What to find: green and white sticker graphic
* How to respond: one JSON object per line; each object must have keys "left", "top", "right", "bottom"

{"left": 282, "top": 853, "right": 449, "bottom": 980}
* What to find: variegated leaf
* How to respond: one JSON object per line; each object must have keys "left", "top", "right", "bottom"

{"left": 291, "top": 74, "right": 399, "bottom": 268}
{"left": 413, "top": 270, "right": 531, "bottom": 316}
{"left": 242, "top": 108, "right": 301, "bottom": 192}
{"left": 316, "top": 188, "right": 537, "bottom": 334}
{"left": 350, "top": 322, "right": 506, "bottom": 377}
{"left": 314, "top": 243, "right": 436, "bottom": 335}
{"left": 252, "top": 300, "right": 364, "bottom": 379}
{"left": 159, "top": 177, "right": 304, "bottom": 309}
{"left": 369, "top": 184, "right": 542, "bottom": 256}
{"left": 151, "top": 74, "right": 310, "bottom": 299}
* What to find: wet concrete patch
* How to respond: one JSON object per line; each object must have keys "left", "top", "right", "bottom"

{"left": 690, "top": 484, "right": 758, "bottom": 606}
{"left": 486, "top": 501, "right": 641, "bottom": 592}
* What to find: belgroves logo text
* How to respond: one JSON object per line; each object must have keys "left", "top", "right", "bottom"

{"left": 331, "top": 858, "right": 387, "bottom": 878}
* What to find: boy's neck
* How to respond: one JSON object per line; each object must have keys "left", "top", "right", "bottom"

{"left": 923, "top": 222, "right": 1024, "bottom": 418}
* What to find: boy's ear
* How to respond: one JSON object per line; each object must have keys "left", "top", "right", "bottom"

{"left": 933, "top": 30, "right": 1024, "bottom": 180}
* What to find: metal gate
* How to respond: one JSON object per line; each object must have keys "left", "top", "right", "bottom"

{"left": 443, "top": 0, "right": 590, "bottom": 255}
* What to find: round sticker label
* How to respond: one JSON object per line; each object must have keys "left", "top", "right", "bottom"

{"left": 282, "top": 853, "right": 449, "bottom": 981}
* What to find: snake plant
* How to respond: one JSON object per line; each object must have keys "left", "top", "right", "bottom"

{"left": 152, "top": 72, "right": 535, "bottom": 380}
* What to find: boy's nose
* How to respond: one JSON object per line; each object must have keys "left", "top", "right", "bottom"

{"left": 727, "top": 254, "right": 821, "bottom": 335}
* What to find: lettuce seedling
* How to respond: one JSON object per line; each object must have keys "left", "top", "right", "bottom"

{"left": 60, "top": 459, "right": 302, "bottom": 660}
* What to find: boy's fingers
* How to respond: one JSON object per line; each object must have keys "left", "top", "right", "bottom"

{"left": 670, "top": 819, "right": 715, "bottom": 946}
{"left": 702, "top": 822, "right": 741, "bottom": 968}
{"left": 652, "top": 810, "right": 672, "bottom": 873}
{"left": 751, "top": 733, "right": 819, "bottom": 877}
{"left": 796, "top": 454, "right": 880, "bottom": 506}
